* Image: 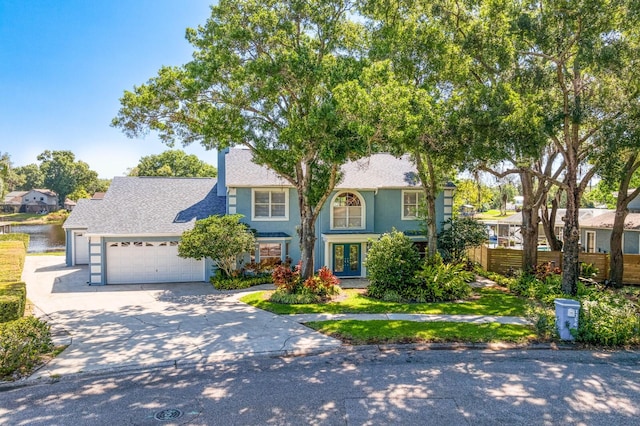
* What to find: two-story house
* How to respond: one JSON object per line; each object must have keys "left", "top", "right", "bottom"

{"left": 64, "top": 148, "right": 453, "bottom": 285}
{"left": 1, "top": 189, "right": 59, "bottom": 213}
{"left": 221, "top": 149, "right": 454, "bottom": 278}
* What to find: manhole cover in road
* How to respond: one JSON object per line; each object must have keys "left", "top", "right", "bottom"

{"left": 154, "top": 409, "right": 183, "bottom": 421}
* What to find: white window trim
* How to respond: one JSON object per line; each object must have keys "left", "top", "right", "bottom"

{"left": 401, "top": 189, "right": 423, "bottom": 220}
{"left": 251, "top": 188, "right": 289, "bottom": 221}
{"left": 330, "top": 190, "right": 366, "bottom": 230}
{"left": 585, "top": 231, "right": 596, "bottom": 253}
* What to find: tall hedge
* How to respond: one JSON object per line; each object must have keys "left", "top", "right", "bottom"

{"left": 0, "top": 240, "right": 27, "bottom": 283}
{"left": 0, "top": 282, "right": 26, "bottom": 323}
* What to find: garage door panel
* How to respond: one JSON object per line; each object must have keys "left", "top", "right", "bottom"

{"left": 106, "top": 241, "right": 203, "bottom": 284}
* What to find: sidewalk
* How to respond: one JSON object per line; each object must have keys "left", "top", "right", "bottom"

{"left": 284, "top": 313, "right": 531, "bottom": 325}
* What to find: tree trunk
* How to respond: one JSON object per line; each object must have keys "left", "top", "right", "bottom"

{"left": 426, "top": 191, "right": 437, "bottom": 257}
{"left": 561, "top": 179, "right": 581, "bottom": 295}
{"left": 609, "top": 208, "right": 626, "bottom": 288}
{"left": 608, "top": 153, "right": 640, "bottom": 288}
{"left": 541, "top": 194, "right": 563, "bottom": 251}
{"left": 521, "top": 205, "right": 539, "bottom": 273}
{"left": 415, "top": 152, "right": 441, "bottom": 258}
{"left": 298, "top": 209, "right": 316, "bottom": 280}
{"left": 519, "top": 172, "right": 538, "bottom": 272}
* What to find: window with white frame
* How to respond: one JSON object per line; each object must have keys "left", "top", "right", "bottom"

{"left": 252, "top": 189, "right": 288, "bottom": 220}
{"left": 585, "top": 231, "right": 596, "bottom": 253}
{"left": 402, "top": 190, "right": 423, "bottom": 219}
{"left": 332, "top": 192, "right": 363, "bottom": 229}
{"left": 251, "top": 243, "right": 282, "bottom": 263}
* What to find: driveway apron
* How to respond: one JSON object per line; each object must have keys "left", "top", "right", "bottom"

{"left": 22, "top": 256, "right": 341, "bottom": 379}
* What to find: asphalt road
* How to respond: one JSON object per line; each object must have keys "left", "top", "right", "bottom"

{"left": 1, "top": 348, "right": 638, "bottom": 425}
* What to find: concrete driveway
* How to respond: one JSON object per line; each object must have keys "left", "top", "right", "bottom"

{"left": 23, "top": 256, "right": 341, "bottom": 379}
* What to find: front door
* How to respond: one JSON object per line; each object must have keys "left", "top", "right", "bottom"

{"left": 333, "top": 243, "right": 361, "bottom": 277}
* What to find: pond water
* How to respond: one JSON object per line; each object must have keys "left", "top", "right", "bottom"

{"left": 9, "top": 224, "right": 66, "bottom": 253}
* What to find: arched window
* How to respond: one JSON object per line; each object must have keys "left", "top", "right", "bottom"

{"left": 332, "top": 192, "right": 363, "bottom": 229}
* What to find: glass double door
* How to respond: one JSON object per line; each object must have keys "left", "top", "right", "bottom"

{"left": 333, "top": 243, "right": 361, "bottom": 277}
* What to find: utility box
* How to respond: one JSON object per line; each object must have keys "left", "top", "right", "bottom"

{"left": 554, "top": 298, "right": 581, "bottom": 341}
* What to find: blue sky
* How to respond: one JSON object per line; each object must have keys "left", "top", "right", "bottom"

{"left": 0, "top": 0, "right": 217, "bottom": 178}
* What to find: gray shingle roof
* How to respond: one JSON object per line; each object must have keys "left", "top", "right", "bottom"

{"left": 62, "top": 198, "right": 104, "bottom": 229}
{"left": 225, "top": 149, "right": 422, "bottom": 189}
{"left": 581, "top": 211, "right": 640, "bottom": 230}
{"left": 66, "top": 177, "right": 226, "bottom": 236}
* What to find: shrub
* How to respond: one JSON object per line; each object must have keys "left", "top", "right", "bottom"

{"left": 178, "top": 214, "right": 256, "bottom": 278}
{"left": 521, "top": 302, "right": 558, "bottom": 340}
{"left": 211, "top": 273, "right": 272, "bottom": 290}
{"left": 575, "top": 294, "right": 640, "bottom": 346}
{"left": 272, "top": 262, "right": 301, "bottom": 294}
{"left": 580, "top": 262, "right": 599, "bottom": 280}
{"left": 0, "top": 317, "right": 53, "bottom": 380}
{"left": 365, "top": 230, "right": 421, "bottom": 299}
{"left": 0, "top": 282, "right": 26, "bottom": 323}
{"left": 408, "top": 262, "right": 473, "bottom": 303}
{"left": 302, "top": 267, "right": 341, "bottom": 298}
{"left": 437, "top": 217, "right": 488, "bottom": 262}
{"left": 270, "top": 265, "right": 341, "bottom": 304}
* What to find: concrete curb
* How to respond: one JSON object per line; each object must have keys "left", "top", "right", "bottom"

{"left": 0, "top": 340, "right": 588, "bottom": 392}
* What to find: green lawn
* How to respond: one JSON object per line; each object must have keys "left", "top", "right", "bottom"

{"left": 306, "top": 320, "right": 537, "bottom": 344}
{"left": 475, "top": 209, "right": 517, "bottom": 220}
{"left": 240, "top": 287, "right": 528, "bottom": 316}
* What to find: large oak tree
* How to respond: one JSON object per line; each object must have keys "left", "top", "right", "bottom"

{"left": 441, "top": 0, "right": 640, "bottom": 294}
{"left": 113, "top": 0, "right": 369, "bottom": 278}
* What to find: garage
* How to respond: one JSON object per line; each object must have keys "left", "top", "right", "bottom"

{"left": 106, "top": 241, "right": 204, "bottom": 284}
{"left": 74, "top": 232, "right": 89, "bottom": 265}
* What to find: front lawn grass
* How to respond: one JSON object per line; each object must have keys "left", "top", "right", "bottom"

{"left": 475, "top": 209, "right": 517, "bottom": 220}
{"left": 306, "top": 320, "right": 537, "bottom": 344}
{"left": 240, "top": 287, "right": 528, "bottom": 316}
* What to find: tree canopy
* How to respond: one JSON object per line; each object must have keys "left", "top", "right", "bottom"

{"left": 129, "top": 149, "right": 217, "bottom": 177}
{"left": 178, "top": 214, "right": 256, "bottom": 278}
{"left": 113, "top": 0, "right": 370, "bottom": 278}
{"left": 37, "top": 150, "right": 102, "bottom": 205}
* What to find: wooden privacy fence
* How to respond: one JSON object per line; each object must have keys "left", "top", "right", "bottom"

{"left": 465, "top": 245, "right": 639, "bottom": 283}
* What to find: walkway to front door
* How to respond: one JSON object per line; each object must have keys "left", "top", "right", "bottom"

{"left": 333, "top": 243, "right": 361, "bottom": 277}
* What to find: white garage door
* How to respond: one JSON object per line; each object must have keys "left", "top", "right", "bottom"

{"left": 74, "top": 232, "right": 89, "bottom": 265}
{"left": 106, "top": 241, "right": 204, "bottom": 284}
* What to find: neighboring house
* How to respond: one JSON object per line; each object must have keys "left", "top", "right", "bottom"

{"left": 1, "top": 189, "right": 59, "bottom": 213}
{"left": 483, "top": 208, "right": 607, "bottom": 248}
{"left": 64, "top": 198, "right": 77, "bottom": 211}
{"left": 1, "top": 191, "right": 27, "bottom": 213}
{"left": 64, "top": 148, "right": 454, "bottom": 285}
{"left": 578, "top": 192, "right": 640, "bottom": 254}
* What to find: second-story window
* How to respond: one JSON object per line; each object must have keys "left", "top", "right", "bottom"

{"left": 332, "top": 192, "right": 363, "bottom": 229}
{"left": 402, "top": 190, "right": 423, "bottom": 219}
{"left": 253, "top": 189, "right": 288, "bottom": 220}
